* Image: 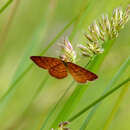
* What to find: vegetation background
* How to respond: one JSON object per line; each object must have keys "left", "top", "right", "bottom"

{"left": 0, "top": 0, "right": 129, "bottom": 130}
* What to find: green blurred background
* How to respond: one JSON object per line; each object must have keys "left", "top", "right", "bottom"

{"left": 0, "top": 0, "right": 130, "bottom": 130}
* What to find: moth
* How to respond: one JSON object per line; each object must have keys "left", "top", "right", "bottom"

{"left": 30, "top": 56, "right": 98, "bottom": 83}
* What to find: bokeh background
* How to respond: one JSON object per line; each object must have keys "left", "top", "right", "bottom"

{"left": 0, "top": 0, "right": 130, "bottom": 130}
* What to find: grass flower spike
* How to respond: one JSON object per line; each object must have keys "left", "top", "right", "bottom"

{"left": 58, "top": 121, "right": 70, "bottom": 130}
{"left": 51, "top": 121, "right": 70, "bottom": 130}
{"left": 60, "top": 38, "right": 76, "bottom": 63}
{"left": 79, "top": 5, "right": 130, "bottom": 57}
{"left": 0, "top": 1, "right": 130, "bottom": 129}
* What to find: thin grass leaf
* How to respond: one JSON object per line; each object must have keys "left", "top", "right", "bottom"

{"left": 0, "top": 0, "right": 129, "bottom": 129}
{"left": 0, "top": 0, "right": 13, "bottom": 14}
{"left": 40, "top": 1, "right": 100, "bottom": 128}
{"left": 0, "top": 0, "right": 50, "bottom": 100}
{"left": 0, "top": 0, "right": 21, "bottom": 55}
{"left": 40, "top": 81, "right": 76, "bottom": 130}
{"left": 8, "top": 1, "right": 60, "bottom": 129}
{"left": 0, "top": 3, "right": 85, "bottom": 128}
{"left": 102, "top": 83, "right": 129, "bottom": 130}
{"left": 26, "top": 1, "right": 97, "bottom": 129}
{"left": 16, "top": 73, "right": 49, "bottom": 119}
{"left": 0, "top": 0, "right": 104, "bottom": 102}
{"left": 0, "top": 0, "right": 98, "bottom": 128}
{"left": 10, "top": 27, "right": 46, "bottom": 85}
{"left": 0, "top": 2, "right": 73, "bottom": 101}
{"left": 51, "top": 39, "right": 115, "bottom": 128}
{"left": 68, "top": 77, "right": 130, "bottom": 122}
{"left": 0, "top": 1, "right": 53, "bottom": 128}
{"left": 9, "top": 0, "right": 56, "bottom": 87}
{"left": 80, "top": 56, "right": 130, "bottom": 130}
{"left": 0, "top": 7, "right": 76, "bottom": 101}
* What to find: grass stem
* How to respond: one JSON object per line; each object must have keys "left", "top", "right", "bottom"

{"left": 68, "top": 77, "right": 130, "bottom": 122}
{"left": 0, "top": 0, "right": 13, "bottom": 14}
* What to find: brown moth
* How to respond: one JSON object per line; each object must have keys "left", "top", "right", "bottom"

{"left": 30, "top": 56, "right": 98, "bottom": 83}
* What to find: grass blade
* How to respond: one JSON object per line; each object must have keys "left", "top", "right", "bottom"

{"left": 0, "top": 0, "right": 53, "bottom": 128}
{"left": 39, "top": 0, "right": 98, "bottom": 128}
{"left": 0, "top": 0, "right": 98, "bottom": 128}
{"left": 0, "top": 0, "right": 95, "bottom": 127}
{"left": 80, "top": 56, "right": 130, "bottom": 129}
{"left": 51, "top": 39, "right": 115, "bottom": 128}
{"left": 41, "top": 81, "right": 76, "bottom": 130}
{"left": 0, "top": 0, "right": 21, "bottom": 56}
{"left": 0, "top": 0, "right": 13, "bottom": 14}
{"left": 68, "top": 77, "right": 130, "bottom": 122}
{"left": 102, "top": 83, "right": 129, "bottom": 130}
{"left": 0, "top": 7, "right": 76, "bottom": 101}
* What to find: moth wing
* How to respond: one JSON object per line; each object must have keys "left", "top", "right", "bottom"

{"left": 30, "top": 56, "right": 63, "bottom": 69}
{"left": 67, "top": 62, "right": 98, "bottom": 83}
{"left": 49, "top": 62, "right": 68, "bottom": 79}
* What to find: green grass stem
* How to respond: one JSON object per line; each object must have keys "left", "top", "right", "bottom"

{"left": 0, "top": 0, "right": 13, "bottom": 14}
{"left": 102, "top": 83, "right": 129, "bottom": 130}
{"left": 80, "top": 56, "right": 130, "bottom": 129}
{"left": 51, "top": 39, "right": 115, "bottom": 128}
{"left": 0, "top": 0, "right": 21, "bottom": 53}
{"left": 68, "top": 77, "right": 130, "bottom": 122}
{"left": 41, "top": 81, "right": 76, "bottom": 130}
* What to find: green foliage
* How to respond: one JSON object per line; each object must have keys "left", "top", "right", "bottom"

{"left": 0, "top": 0, "right": 129, "bottom": 130}
{"left": 0, "top": 0, "right": 13, "bottom": 14}
{"left": 80, "top": 56, "right": 130, "bottom": 130}
{"left": 68, "top": 77, "right": 130, "bottom": 123}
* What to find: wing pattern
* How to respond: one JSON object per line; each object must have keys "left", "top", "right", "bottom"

{"left": 67, "top": 62, "right": 98, "bottom": 83}
{"left": 31, "top": 56, "right": 98, "bottom": 83}
{"left": 49, "top": 63, "right": 68, "bottom": 79}
{"left": 31, "top": 56, "right": 67, "bottom": 79}
{"left": 31, "top": 56, "right": 63, "bottom": 69}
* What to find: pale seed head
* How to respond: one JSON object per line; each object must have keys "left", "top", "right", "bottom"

{"left": 79, "top": 5, "right": 130, "bottom": 58}
{"left": 60, "top": 38, "right": 76, "bottom": 62}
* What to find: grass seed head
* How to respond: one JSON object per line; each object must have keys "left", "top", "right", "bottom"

{"left": 79, "top": 5, "right": 130, "bottom": 58}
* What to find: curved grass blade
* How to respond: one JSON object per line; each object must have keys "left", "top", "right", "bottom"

{"left": 0, "top": 0, "right": 13, "bottom": 14}
{"left": 51, "top": 39, "right": 115, "bottom": 128}
{"left": 68, "top": 77, "right": 130, "bottom": 122}
{"left": 80, "top": 56, "right": 130, "bottom": 130}
{"left": 40, "top": 81, "right": 76, "bottom": 130}
{"left": 29, "top": 0, "right": 98, "bottom": 129}
{"left": 0, "top": 0, "right": 89, "bottom": 128}
{"left": 0, "top": 0, "right": 100, "bottom": 102}
{"left": 0, "top": 1, "right": 49, "bottom": 100}
{"left": 0, "top": 7, "right": 77, "bottom": 101}
{"left": 102, "top": 83, "right": 129, "bottom": 130}
{"left": 0, "top": 1, "right": 56, "bottom": 128}
{"left": 0, "top": 0, "right": 21, "bottom": 58}
{"left": 9, "top": 0, "right": 58, "bottom": 87}
{"left": 37, "top": 0, "right": 97, "bottom": 128}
